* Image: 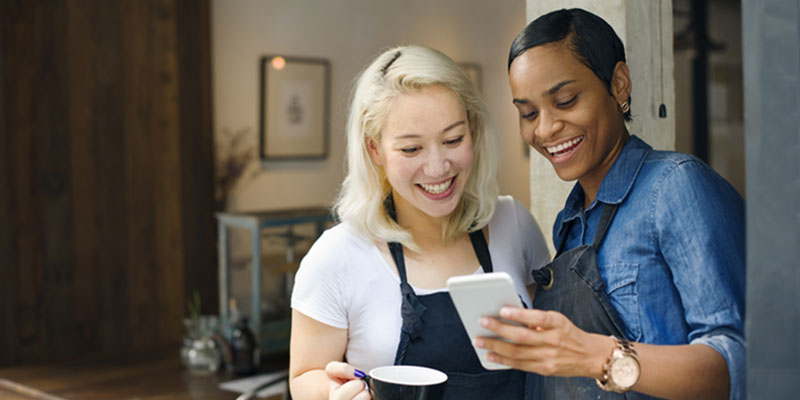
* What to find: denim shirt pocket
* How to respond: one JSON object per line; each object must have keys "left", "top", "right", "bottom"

{"left": 602, "top": 263, "right": 641, "bottom": 341}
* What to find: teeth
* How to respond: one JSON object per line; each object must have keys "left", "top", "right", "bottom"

{"left": 546, "top": 136, "right": 584, "bottom": 156}
{"left": 419, "top": 178, "right": 453, "bottom": 194}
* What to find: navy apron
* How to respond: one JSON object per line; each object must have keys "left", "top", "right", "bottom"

{"left": 529, "top": 203, "right": 656, "bottom": 399}
{"left": 388, "top": 230, "right": 530, "bottom": 399}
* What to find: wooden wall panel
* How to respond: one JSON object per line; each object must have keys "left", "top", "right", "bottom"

{"left": 67, "top": 0, "right": 102, "bottom": 354}
{"left": 90, "top": 0, "right": 133, "bottom": 353}
{"left": 1, "top": 0, "right": 14, "bottom": 364}
{"left": 4, "top": 0, "right": 45, "bottom": 364}
{"left": 0, "top": 0, "right": 216, "bottom": 366}
{"left": 0, "top": 0, "right": 7, "bottom": 368}
{"left": 150, "top": 0, "right": 186, "bottom": 344}
{"left": 35, "top": 0, "right": 77, "bottom": 361}
{"left": 0, "top": 0, "right": 16, "bottom": 365}
{"left": 121, "top": 0, "right": 159, "bottom": 350}
{"left": 176, "top": 0, "right": 218, "bottom": 321}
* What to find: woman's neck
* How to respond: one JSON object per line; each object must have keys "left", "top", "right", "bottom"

{"left": 579, "top": 129, "right": 630, "bottom": 208}
{"left": 393, "top": 197, "right": 451, "bottom": 252}
{"left": 402, "top": 212, "right": 448, "bottom": 250}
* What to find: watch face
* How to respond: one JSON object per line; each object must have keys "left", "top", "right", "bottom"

{"left": 611, "top": 357, "right": 640, "bottom": 388}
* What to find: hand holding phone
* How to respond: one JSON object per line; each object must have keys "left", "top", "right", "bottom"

{"left": 446, "top": 272, "right": 524, "bottom": 370}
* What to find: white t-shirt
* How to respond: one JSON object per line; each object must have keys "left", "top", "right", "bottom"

{"left": 291, "top": 196, "right": 550, "bottom": 372}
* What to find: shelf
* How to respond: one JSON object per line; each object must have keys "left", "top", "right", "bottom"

{"left": 216, "top": 206, "right": 332, "bottom": 349}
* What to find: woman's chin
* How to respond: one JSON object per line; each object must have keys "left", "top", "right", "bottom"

{"left": 416, "top": 194, "right": 461, "bottom": 219}
{"left": 422, "top": 203, "right": 459, "bottom": 219}
{"left": 552, "top": 167, "right": 581, "bottom": 183}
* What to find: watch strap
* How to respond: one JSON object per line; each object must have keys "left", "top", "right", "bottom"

{"left": 596, "top": 335, "right": 640, "bottom": 393}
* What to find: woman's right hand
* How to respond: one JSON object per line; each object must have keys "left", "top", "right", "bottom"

{"left": 325, "top": 361, "right": 371, "bottom": 400}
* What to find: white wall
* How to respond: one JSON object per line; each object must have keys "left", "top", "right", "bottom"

{"left": 212, "top": 0, "right": 531, "bottom": 212}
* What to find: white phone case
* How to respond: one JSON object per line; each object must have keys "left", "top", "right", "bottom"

{"left": 446, "top": 272, "right": 523, "bottom": 370}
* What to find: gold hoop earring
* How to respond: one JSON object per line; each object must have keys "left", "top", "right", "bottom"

{"left": 620, "top": 101, "right": 630, "bottom": 114}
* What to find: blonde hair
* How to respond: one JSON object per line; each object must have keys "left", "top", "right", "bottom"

{"left": 333, "top": 45, "right": 499, "bottom": 251}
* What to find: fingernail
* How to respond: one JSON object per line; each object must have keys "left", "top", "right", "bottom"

{"left": 479, "top": 318, "right": 489, "bottom": 327}
{"left": 487, "top": 353, "right": 496, "bottom": 362}
{"left": 354, "top": 369, "right": 366, "bottom": 378}
{"left": 499, "top": 307, "right": 511, "bottom": 318}
{"left": 474, "top": 338, "right": 484, "bottom": 348}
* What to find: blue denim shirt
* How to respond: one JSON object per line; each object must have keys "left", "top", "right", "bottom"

{"left": 553, "top": 136, "right": 745, "bottom": 399}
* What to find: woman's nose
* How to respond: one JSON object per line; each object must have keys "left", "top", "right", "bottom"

{"left": 533, "top": 111, "right": 564, "bottom": 143}
{"left": 422, "top": 149, "right": 450, "bottom": 177}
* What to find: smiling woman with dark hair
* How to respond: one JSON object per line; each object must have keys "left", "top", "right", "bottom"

{"left": 475, "top": 8, "right": 745, "bottom": 400}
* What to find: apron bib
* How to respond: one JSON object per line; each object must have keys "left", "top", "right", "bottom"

{"left": 389, "top": 230, "right": 530, "bottom": 399}
{"left": 530, "top": 204, "right": 657, "bottom": 399}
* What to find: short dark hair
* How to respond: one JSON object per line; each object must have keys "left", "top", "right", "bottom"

{"left": 508, "top": 8, "right": 631, "bottom": 121}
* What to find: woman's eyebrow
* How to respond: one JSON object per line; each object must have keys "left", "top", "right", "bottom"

{"left": 512, "top": 80, "right": 577, "bottom": 105}
{"left": 545, "top": 80, "right": 576, "bottom": 96}
{"left": 441, "top": 120, "right": 465, "bottom": 133}
{"left": 393, "top": 120, "right": 465, "bottom": 140}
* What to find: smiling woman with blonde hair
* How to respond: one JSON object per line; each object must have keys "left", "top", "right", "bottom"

{"left": 334, "top": 45, "right": 499, "bottom": 252}
{"left": 289, "top": 45, "right": 549, "bottom": 399}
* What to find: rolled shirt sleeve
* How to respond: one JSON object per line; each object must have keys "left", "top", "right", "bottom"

{"left": 655, "top": 159, "right": 746, "bottom": 399}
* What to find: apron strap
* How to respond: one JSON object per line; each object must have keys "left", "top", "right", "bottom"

{"left": 555, "top": 202, "right": 620, "bottom": 256}
{"left": 388, "top": 241, "right": 408, "bottom": 283}
{"left": 554, "top": 222, "right": 571, "bottom": 256}
{"left": 468, "top": 229, "right": 493, "bottom": 273}
{"left": 591, "top": 203, "right": 619, "bottom": 250}
{"left": 388, "top": 241, "right": 426, "bottom": 341}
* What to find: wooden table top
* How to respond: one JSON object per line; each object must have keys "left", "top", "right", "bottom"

{"left": 0, "top": 347, "right": 288, "bottom": 400}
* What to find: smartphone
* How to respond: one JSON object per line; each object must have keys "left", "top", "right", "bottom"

{"left": 446, "top": 272, "right": 524, "bottom": 370}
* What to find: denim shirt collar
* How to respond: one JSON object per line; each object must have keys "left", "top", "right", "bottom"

{"left": 557, "top": 135, "right": 652, "bottom": 234}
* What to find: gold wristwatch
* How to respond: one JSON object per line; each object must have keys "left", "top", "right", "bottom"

{"left": 596, "top": 335, "right": 641, "bottom": 393}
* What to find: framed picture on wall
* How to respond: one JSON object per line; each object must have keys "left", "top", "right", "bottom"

{"left": 259, "top": 55, "right": 330, "bottom": 160}
{"left": 458, "top": 62, "right": 482, "bottom": 93}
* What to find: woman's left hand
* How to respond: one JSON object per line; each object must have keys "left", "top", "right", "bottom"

{"left": 474, "top": 306, "right": 612, "bottom": 379}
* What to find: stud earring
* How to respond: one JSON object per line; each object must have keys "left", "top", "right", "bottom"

{"left": 620, "top": 101, "right": 630, "bottom": 114}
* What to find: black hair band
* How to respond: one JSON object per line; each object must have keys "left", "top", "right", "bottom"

{"left": 381, "top": 51, "right": 402, "bottom": 75}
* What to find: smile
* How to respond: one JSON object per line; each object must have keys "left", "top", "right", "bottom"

{"left": 545, "top": 136, "right": 584, "bottom": 157}
{"left": 418, "top": 177, "right": 455, "bottom": 195}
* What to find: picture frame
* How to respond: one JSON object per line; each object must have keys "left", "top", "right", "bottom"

{"left": 458, "top": 62, "right": 482, "bottom": 93}
{"left": 259, "top": 55, "right": 330, "bottom": 160}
